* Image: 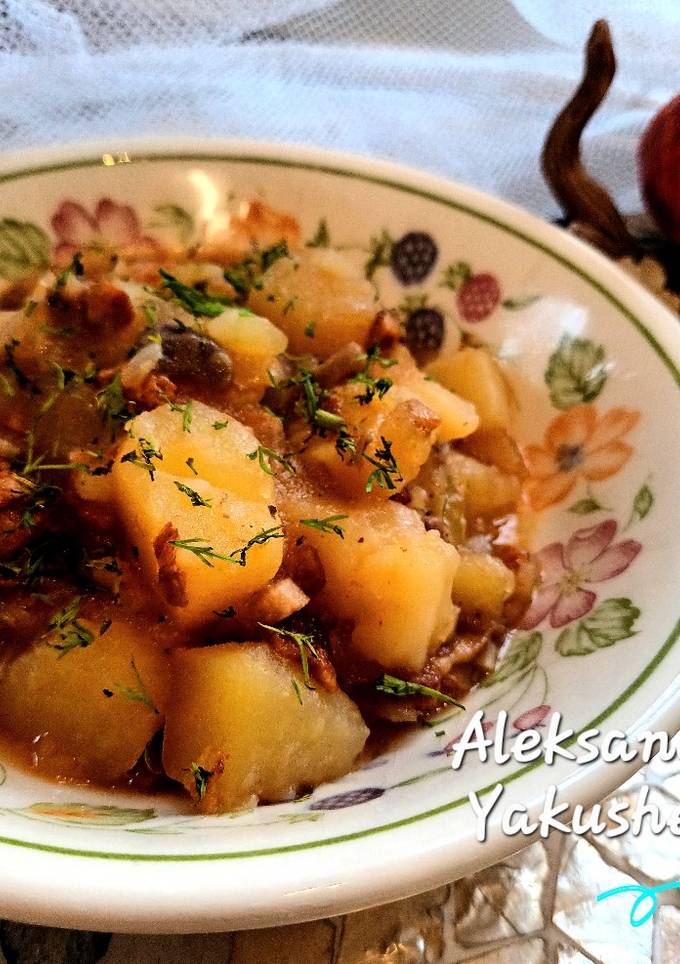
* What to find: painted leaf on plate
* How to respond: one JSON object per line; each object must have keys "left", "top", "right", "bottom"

{"left": 556, "top": 597, "right": 640, "bottom": 656}
{"left": 545, "top": 335, "right": 608, "bottom": 410}
{"left": 568, "top": 496, "right": 607, "bottom": 515}
{"left": 627, "top": 482, "right": 654, "bottom": 528}
{"left": 0, "top": 219, "right": 49, "bottom": 280}
{"left": 24, "top": 802, "right": 156, "bottom": 825}
{"left": 149, "top": 203, "right": 194, "bottom": 244}
{"left": 480, "top": 631, "right": 542, "bottom": 687}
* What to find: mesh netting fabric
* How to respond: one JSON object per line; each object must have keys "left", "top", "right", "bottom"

{"left": 0, "top": 0, "right": 675, "bottom": 216}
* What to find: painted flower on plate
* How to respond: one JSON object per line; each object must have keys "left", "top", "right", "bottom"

{"left": 521, "top": 519, "right": 641, "bottom": 629}
{"left": 524, "top": 405, "right": 639, "bottom": 510}
{"left": 51, "top": 197, "right": 156, "bottom": 262}
{"left": 512, "top": 705, "right": 551, "bottom": 731}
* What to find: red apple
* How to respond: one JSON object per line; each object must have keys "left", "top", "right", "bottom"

{"left": 639, "top": 93, "right": 680, "bottom": 242}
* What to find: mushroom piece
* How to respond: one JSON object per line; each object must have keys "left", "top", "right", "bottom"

{"left": 158, "top": 327, "right": 233, "bottom": 397}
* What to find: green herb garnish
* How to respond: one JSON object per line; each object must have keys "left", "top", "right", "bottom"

{"left": 168, "top": 537, "right": 237, "bottom": 568}
{"left": 223, "top": 240, "right": 290, "bottom": 297}
{"left": 335, "top": 428, "right": 357, "bottom": 458}
{"left": 115, "top": 659, "right": 158, "bottom": 713}
{"left": 230, "top": 525, "right": 284, "bottom": 566}
{"left": 45, "top": 597, "right": 95, "bottom": 658}
{"left": 375, "top": 673, "right": 464, "bottom": 707}
{"left": 185, "top": 456, "right": 198, "bottom": 475}
{"left": 55, "top": 251, "right": 84, "bottom": 288}
{"left": 173, "top": 481, "right": 212, "bottom": 507}
{"left": 299, "top": 515, "right": 348, "bottom": 538}
{"left": 212, "top": 420, "right": 229, "bottom": 430}
{"left": 159, "top": 269, "right": 232, "bottom": 318}
{"left": 350, "top": 345, "right": 397, "bottom": 405}
{"left": 189, "top": 762, "right": 214, "bottom": 802}
{"left": 120, "top": 437, "right": 163, "bottom": 479}
{"left": 96, "top": 371, "right": 131, "bottom": 435}
{"left": 258, "top": 623, "right": 318, "bottom": 690}
{"left": 165, "top": 397, "right": 193, "bottom": 432}
{"left": 363, "top": 437, "right": 402, "bottom": 492}
{"left": 247, "top": 445, "right": 295, "bottom": 476}
{"left": 304, "top": 320, "right": 316, "bottom": 338}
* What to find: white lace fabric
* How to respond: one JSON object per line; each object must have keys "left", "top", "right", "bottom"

{"left": 0, "top": 0, "right": 676, "bottom": 218}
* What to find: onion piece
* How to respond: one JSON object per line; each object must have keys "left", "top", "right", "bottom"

{"left": 120, "top": 341, "right": 163, "bottom": 390}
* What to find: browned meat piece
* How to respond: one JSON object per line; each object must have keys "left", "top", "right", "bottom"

{"left": 282, "top": 541, "right": 326, "bottom": 597}
{"left": 153, "top": 522, "right": 188, "bottom": 608}
{"left": 46, "top": 280, "right": 135, "bottom": 334}
{"left": 127, "top": 372, "right": 178, "bottom": 410}
{"left": 368, "top": 309, "right": 402, "bottom": 350}
{"left": 84, "top": 281, "right": 135, "bottom": 331}
{"left": 314, "top": 342, "right": 364, "bottom": 388}
{"left": 267, "top": 635, "right": 338, "bottom": 693}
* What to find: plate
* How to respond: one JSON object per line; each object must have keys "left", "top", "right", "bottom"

{"left": 1, "top": 139, "right": 679, "bottom": 932}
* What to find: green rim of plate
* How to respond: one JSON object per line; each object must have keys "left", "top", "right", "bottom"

{"left": 0, "top": 151, "right": 678, "bottom": 863}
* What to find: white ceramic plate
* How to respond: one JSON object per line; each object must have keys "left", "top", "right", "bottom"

{"left": 1, "top": 139, "right": 680, "bottom": 933}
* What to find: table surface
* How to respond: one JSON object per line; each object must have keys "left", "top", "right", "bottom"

{"left": 1, "top": 753, "right": 678, "bottom": 964}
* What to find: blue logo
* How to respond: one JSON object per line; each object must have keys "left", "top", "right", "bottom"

{"left": 597, "top": 881, "right": 680, "bottom": 926}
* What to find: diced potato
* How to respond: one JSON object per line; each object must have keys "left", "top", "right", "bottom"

{"left": 163, "top": 643, "right": 368, "bottom": 812}
{"left": 283, "top": 497, "right": 459, "bottom": 673}
{"left": 301, "top": 384, "right": 438, "bottom": 499}
{"left": 72, "top": 465, "right": 115, "bottom": 503}
{"left": 445, "top": 451, "right": 521, "bottom": 521}
{"left": 249, "top": 248, "right": 378, "bottom": 357}
{"left": 409, "top": 376, "right": 480, "bottom": 441}
{"left": 459, "top": 428, "right": 528, "bottom": 479}
{"left": 206, "top": 307, "right": 288, "bottom": 394}
{"left": 0, "top": 619, "right": 168, "bottom": 782}
{"left": 427, "top": 347, "right": 512, "bottom": 431}
{"left": 390, "top": 347, "right": 479, "bottom": 442}
{"left": 451, "top": 550, "right": 515, "bottom": 617}
{"left": 120, "top": 401, "right": 272, "bottom": 502}
{"left": 111, "top": 403, "right": 283, "bottom": 625}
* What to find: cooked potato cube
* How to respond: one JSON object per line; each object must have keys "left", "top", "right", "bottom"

{"left": 206, "top": 308, "right": 288, "bottom": 394}
{"left": 283, "top": 498, "right": 459, "bottom": 672}
{"left": 445, "top": 451, "right": 521, "bottom": 521}
{"left": 0, "top": 619, "right": 168, "bottom": 782}
{"left": 391, "top": 347, "right": 479, "bottom": 442}
{"left": 111, "top": 403, "right": 283, "bottom": 624}
{"left": 163, "top": 643, "right": 368, "bottom": 812}
{"left": 120, "top": 401, "right": 273, "bottom": 502}
{"left": 302, "top": 384, "right": 439, "bottom": 499}
{"left": 451, "top": 550, "right": 515, "bottom": 617}
{"left": 249, "top": 248, "right": 378, "bottom": 357}
{"left": 427, "top": 346, "right": 511, "bottom": 431}
{"left": 459, "top": 428, "right": 528, "bottom": 479}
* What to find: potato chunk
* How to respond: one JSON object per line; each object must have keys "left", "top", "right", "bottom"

{"left": 451, "top": 550, "right": 515, "bottom": 617}
{"left": 119, "top": 401, "right": 273, "bottom": 502}
{"left": 427, "top": 347, "right": 512, "bottom": 431}
{"left": 390, "top": 347, "right": 479, "bottom": 442}
{"left": 163, "top": 644, "right": 368, "bottom": 812}
{"left": 249, "top": 248, "right": 378, "bottom": 356}
{"left": 301, "top": 384, "right": 439, "bottom": 500}
{"left": 111, "top": 403, "right": 283, "bottom": 624}
{"left": 283, "top": 497, "right": 459, "bottom": 672}
{"left": 445, "top": 451, "right": 521, "bottom": 521}
{"left": 0, "top": 619, "right": 168, "bottom": 782}
{"left": 205, "top": 307, "right": 288, "bottom": 395}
